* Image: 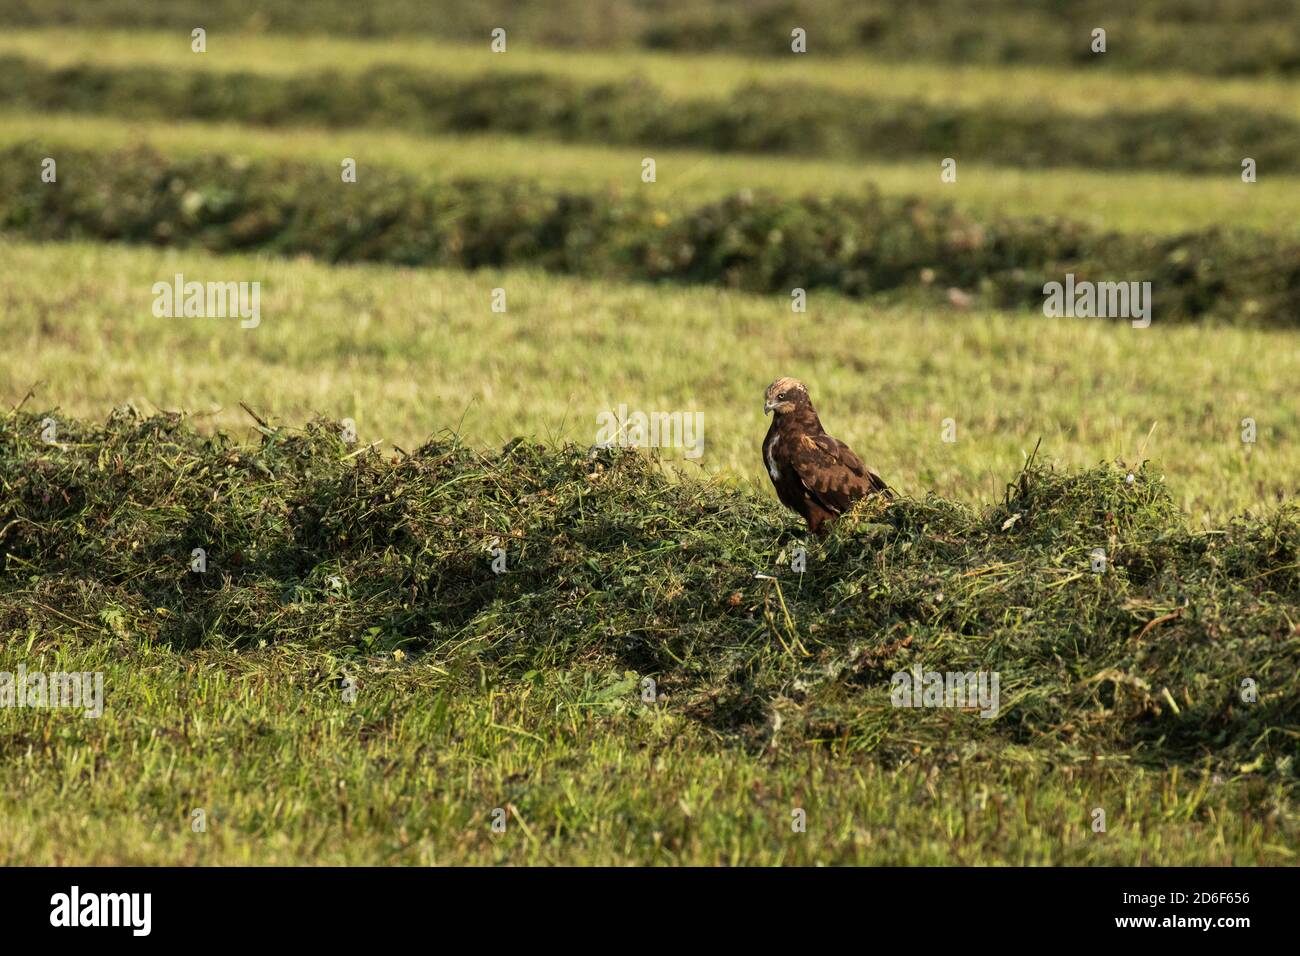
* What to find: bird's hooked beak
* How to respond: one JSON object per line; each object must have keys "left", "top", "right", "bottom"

{"left": 764, "top": 400, "right": 778, "bottom": 416}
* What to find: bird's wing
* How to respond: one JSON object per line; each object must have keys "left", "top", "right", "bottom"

{"left": 787, "top": 433, "right": 890, "bottom": 515}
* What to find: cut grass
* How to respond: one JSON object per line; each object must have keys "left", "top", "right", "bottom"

{"left": 4, "top": 16, "right": 1300, "bottom": 869}
{"left": 6, "top": 145, "right": 1298, "bottom": 331}
{"left": 3, "top": 639, "right": 1294, "bottom": 865}
{"left": 4, "top": 111, "right": 1295, "bottom": 237}
{"left": 2, "top": 0, "right": 1299, "bottom": 78}
{"left": 3, "top": 239, "right": 1298, "bottom": 520}
{"left": 6, "top": 28, "right": 1300, "bottom": 117}
{"left": 6, "top": 48, "right": 1300, "bottom": 175}
{"left": 0, "top": 639, "right": 1294, "bottom": 865}
{"left": 1, "top": 408, "right": 1296, "bottom": 865}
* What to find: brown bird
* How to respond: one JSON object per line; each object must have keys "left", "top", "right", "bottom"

{"left": 762, "top": 377, "right": 890, "bottom": 536}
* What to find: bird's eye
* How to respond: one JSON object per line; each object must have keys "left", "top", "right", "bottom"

{"left": 778, "top": 392, "right": 787, "bottom": 400}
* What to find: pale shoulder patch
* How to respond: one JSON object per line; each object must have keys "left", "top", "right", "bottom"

{"left": 764, "top": 433, "right": 781, "bottom": 480}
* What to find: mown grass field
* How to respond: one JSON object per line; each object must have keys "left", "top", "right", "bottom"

{"left": 3, "top": 409, "right": 1298, "bottom": 865}
{"left": 8, "top": 28, "right": 1300, "bottom": 114}
{"left": 4, "top": 113, "right": 1298, "bottom": 237}
{"left": 2, "top": 11, "right": 1298, "bottom": 866}
{"left": 3, "top": 635, "right": 1295, "bottom": 866}
{"left": 4, "top": 1, "right": 1299, "bottom": 76}
{"left": 6, "top": 639, "right": 1293, "bottom": 866}
{"left": 3, "top": 239, "right": 1298, "bottom": 519}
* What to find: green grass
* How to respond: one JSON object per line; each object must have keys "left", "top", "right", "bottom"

{"left": 2, "top": 408, "right": 1297, "bottom": 865}
{"left": 4, "top": 0, "right": 1300, "bottom": 74}
{"left": 5, "top": 111, "right": 1295, "bottom": 237}
{"left": 8, "top": 143, "right": 1296, "bottom": 329}
{"left": 8, "top": 37, "right": 1300, "bottom": 176}
{"left": 5, "top": 16, "right": 1299, "bottom": 868}
{"left": 6, "top": 25, "right": 1300, "bottom": 105}
{"left": 2, "top": 641, "right": 1294, "bottom": 865}
{"left": 5, "top": 27, "right": 1298, "bottom": 231}
{"left": 3, "top": 239, "right": 1298, "bottom": 521}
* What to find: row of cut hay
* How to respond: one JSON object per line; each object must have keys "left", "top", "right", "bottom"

{"left": 3, "top": 407, "right": 1297, "bottom": 776}
{"left": 4, "top": 56, "right": 1300, "bottom": 173}
{"left": 1, "top": 0, "right": 1298, "bottom": 74}
{"left": 3, "top": 144, "right": 1299, "bottom": 324}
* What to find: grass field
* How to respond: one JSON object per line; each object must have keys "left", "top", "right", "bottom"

{"left": 5, "top": 113, "right": 1299, "bottom": 237}
{"left": 3, "top": 409, "right": 1297, "bottom": 865}
{"left": 3, "top": 239, "right": 1298, "bottom": 519}
{"left": 2, "top": 15, "right": 1298, "bottom": 866}
{"left": 2, "top": 641, "right": 1294, "bottom": 865}
{"left": 2, "top": 2, "right": 1298, "bottom": 75}
{"left": 7, "top": 28, "right": 1300, "bottom": 115}
{"left": 8, "top": 34, "right": 1300, "bottom": 177}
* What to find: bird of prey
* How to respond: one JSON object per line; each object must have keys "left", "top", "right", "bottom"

{"left": 762, "top": 377, "right": 890, "bottom": 536}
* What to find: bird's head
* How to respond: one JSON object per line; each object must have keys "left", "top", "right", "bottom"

{"left": 764, "top": 377, "right": 811, "bottom": 417}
